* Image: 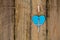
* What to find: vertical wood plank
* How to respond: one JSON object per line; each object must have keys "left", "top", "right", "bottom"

{"left": 31, "top": 0, "right": 46, "bottom": 40}
{"left": 15, "top": 0, "right": 31, "bottom": 40}
{"left": 57, "top": 0, "right": 60, "bottom": 40}
{"left": 0, "top": 0, "right": 15, "bottom": 40}
{"left": 47, "top": 0, "right": 60, "bottom": 40}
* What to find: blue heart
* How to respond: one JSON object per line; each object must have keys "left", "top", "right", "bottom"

{"left": 32, "top": 15, "right": 46, "bottom": 27}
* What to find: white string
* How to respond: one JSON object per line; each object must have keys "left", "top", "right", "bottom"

{"left": 38, "top": 5, "right": 40, "bottom": 12}
{"left": 37, "top": 0, "right": 42, "bottom": 13}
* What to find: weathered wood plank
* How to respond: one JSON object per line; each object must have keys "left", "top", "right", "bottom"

{"left": 0, "top": 0, "right": 14, "bottom": 40}
{"left": 15, "top": 0, "right": 31, "bottom": 40}
{"left": 47, "top": 0, "right": 60, "bottom": 40}
{"left": 31, "top": 0, "right": 46, "bottom": 40}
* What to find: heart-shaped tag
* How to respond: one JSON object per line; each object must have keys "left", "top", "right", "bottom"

{"left": 32, "top": 15, "right": 46, "bottom": 27}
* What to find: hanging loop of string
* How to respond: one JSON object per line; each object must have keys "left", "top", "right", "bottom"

{"left": 37, "top": 0, "right": 45, "bottom": 15}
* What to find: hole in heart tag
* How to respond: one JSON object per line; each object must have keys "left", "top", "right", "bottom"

{"left": 32, "top": 15, "right": 46, "bottom": 27}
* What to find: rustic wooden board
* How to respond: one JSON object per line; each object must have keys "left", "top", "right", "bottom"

{"left": 0, "top": 0, "right": 60, "bottom": 40}
{"left": 15, "top": 0, "right": 31, "bottom": 40}
{"left": 31, "top": 0, "right": 46, "bottom": 40}
{"left": 47, "top": 0, "right": 60, "bottom": 40}
{"left": 0, "top": 0, "right": 14, "bottom": 40}
{"left": 15, "top": 0, "right": 46, "bottom": 40}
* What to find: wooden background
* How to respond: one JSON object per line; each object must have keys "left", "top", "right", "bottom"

{"left": 0, "top": 0, "right": 60, "bottom": 40}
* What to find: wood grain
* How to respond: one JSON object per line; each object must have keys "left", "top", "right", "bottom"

{"left": 47, "top": 0, "right": 60, "bottom": 40}
{"left": 15, "top": 0, "right": 46, "bottom": 40}
{"left": 0, "top": 0, "right": 14, "bottom": 40}
{"left": 31, "top": 0, "right": 46, "bottom": 40}
{"left": 15, "top": 0, "right": 31, "bottom": 40}
{"left": 1, "top": 0, "right": 60, "bottom": 40}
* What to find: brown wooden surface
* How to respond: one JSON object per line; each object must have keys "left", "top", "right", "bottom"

{"left": 0, "top": 0, "right": 14, "bottom": 40}
{"left": 15, "top": 0, "right": 31, "bottom": 40}
{"left": 31, "top": 0, "right": 46, "bottom": 40}
{"left": 47, "top": 0, "right": 60, "bottom": 40}
{"left": 0, "top": 0, "right": 60, "bottom": 40}
{"left": 15, "top": 0, "right": 46, "bottom": 40}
